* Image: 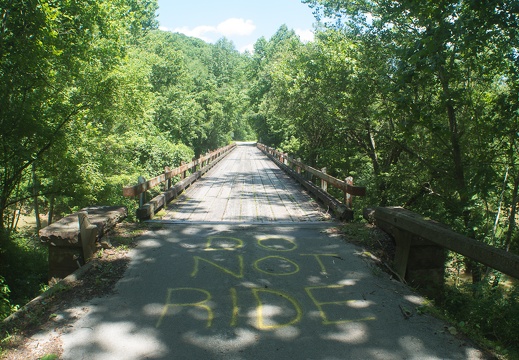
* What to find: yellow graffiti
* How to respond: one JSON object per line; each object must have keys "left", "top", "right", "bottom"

{"left": 252, "top": 288, "right": 303, "bottom": 330}
{"left": 253, "top": 255, "right": 300, "bottom": 276}
{"left": 156, "top": 288, "right": 214, "bottom": 328}
{"left": 305, "top": 285, "right": 376, "bottom": 325}
{"left": 205, "top": 236, "right": 243, "bottom": 251}
{"left": 230, "top": 287, "right": 239, "bottom": 327}
{"left": 300, "top": 253, "right": 340, "bottom": 274}
{"left": 191, "top": 255, "right": 244, "bottom": 278}
{"left": 256, "top": 235, "right": 298, "bottom": 252}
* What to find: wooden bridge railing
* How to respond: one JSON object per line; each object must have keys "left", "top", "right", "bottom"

{"left": 368, "top": 206, "right": 519, "bottom": 297}
{"left": 257, "top": 143, "right": 366, "bottom": 220}
{"left": 123, "top": 143, "right": 236, "bottom": 220}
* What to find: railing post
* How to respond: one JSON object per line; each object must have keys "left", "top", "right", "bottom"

{"left": 296, "top": 158, "right": 301, "bottom": 175}
{"left": 345, "top": 176, "right": 353, "bottom": 209}
{"left": 138, "top": 176, "right": 146, "bottom": 208}
{"left": 306, "top": 166, "right": 312, "bottom": 182}
{"left": 321, "top": 167, "right": 328, "bottom": 192}
{"left": 181, "top": 161, "right": 186, "bottom": 179}
{"left": 165, "top": 167, "right": 171, "bottom": 190}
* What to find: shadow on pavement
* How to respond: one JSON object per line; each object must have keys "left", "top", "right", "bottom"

{"left": 61, "top": 223, "right": 486, "bottom": 360}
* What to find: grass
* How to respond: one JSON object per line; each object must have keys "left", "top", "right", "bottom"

{"left": 40, "top": 355, "right": 59, "bottom": 360}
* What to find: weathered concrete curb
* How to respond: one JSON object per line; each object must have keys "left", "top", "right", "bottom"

{"left": 40, "top": 206, "right": 127, "bottom": 279}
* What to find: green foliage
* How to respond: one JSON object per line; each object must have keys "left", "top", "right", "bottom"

{"left": 442, "top": 282, "right": 519, "bottom": 355}
{"left": 132, "top": 138, "right": 194, "bottom": 178}
{"left": 0, "top": 0, "right": 160, "bottom": 228}
{"left": 0, "top": 275, "right": 11, "bottom": 319}
{"left": 252, "top": 1, "right": 519, "bottom": 250}
{"left": 0, "top": 232, "right": 47, "bottom": 318}
{"left": 40, "top": 355, "right": 59, "bottom": 360}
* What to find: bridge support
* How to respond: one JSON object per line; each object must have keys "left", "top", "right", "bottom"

{"left": 370, "top": 206, "right": 519, "bottom": 300}
{"left": 40, "top": 206, "right": 127, "bottom": 280}
{"left": 370, "top": 208, "right": 446, "bottom": 299}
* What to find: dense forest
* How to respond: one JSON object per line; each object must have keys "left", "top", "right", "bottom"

{"left": 1, "top": 0, "right": 518, "bottom": 355}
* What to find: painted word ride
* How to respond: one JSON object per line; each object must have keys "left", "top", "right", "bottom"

{"left": 156, "top": 235, "right": 376, "bottom": 330}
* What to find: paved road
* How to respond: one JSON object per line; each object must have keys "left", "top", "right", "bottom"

{"left": 61, "top": 144, "right": 487, "bottom": 359}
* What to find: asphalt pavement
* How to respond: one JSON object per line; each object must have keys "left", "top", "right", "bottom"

{"left": 61, "top": 223, "right": 487, "bottom": 360}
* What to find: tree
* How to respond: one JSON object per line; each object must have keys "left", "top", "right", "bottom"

{"left": 0, "top": 0, "right": 158, "bottom": 232}
{"left": 246, "top": 26, "right": 305, "bottom": 146}
{"left": 302, "top": 0, "right": 519, "bottom": 234}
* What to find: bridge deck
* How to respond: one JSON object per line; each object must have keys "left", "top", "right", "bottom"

{"left": 163, "top": 143, "right": 326, "bottom": 223}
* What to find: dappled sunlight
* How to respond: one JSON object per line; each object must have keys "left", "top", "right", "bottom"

{"left": 321, "top": 321, "right": 369, "bottom": 344}
{"left": 307, "top": 275, "right": 326, "bottom": 284}
{"left": 347, "top": 300, "right": 374, "bottom": 309}
{"left": 404, "top": 295, "right": 424, "bottom": 305}
{"left": 188, "top": 305, "right": 216, "bottom": 322}
{"left": 204, "top": 236, "right": 244, "bottom": 251}
{"left": 154, "top": 228, "right": 176, "bottom": 236}
{"left": 183, "top": 328, "right": 258, "bottom": 352}
{"left": 253, "top": 255, "right": 300, "bottom": 275}
{"left": 138, "top": 238, "right": 162, "bottom": 248}
{"left": 365, "top": 348, "right": 399, "bottom": 360}
{"left": 337, "top": 278, "right": 358, "bottom": 286}
{"left": 272, "top": 325, "right": 300, "bottom": 340}
{"left": 61, "top": 223, "right": 486, "bottom": 359}
{"left": 64, "top": 322, "right": 167, "bottom": 360}
{"left": 254, "top": 234, "right": 298, "bottom": 251}
{"left": 143, "top": 302, "right": 167, "bottom": 317}
{"left": 240, "top": 281, "right": 262, "bottom": 288}
{"left": 397, "top": 336, "right": 440, "bottom": 360}
{"left": 307, "top": 309, "right": 324, "bottom": 321}
{"left": 179, "top": 242, "right": 204, "bottom": 249}
{"left": 246, "top": 303, "right": 299, "bottom": 330}
{"left": 466, "top": 348, "right": 488, "bottom": 360}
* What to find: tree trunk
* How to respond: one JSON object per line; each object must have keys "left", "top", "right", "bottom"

{"left": 439, "top": 65, "right": 482, "bottom": 282}
{"left": 47, "top": 194, "right": 55, "bottom": 226}
{"left": 505, "top": 172, "right": 519, "bottom": 252}
{"left": 0, "top": 197, "right": 5, "bottom": 232}
{"left": 32, "top": 163, "right": 41, "bottom": 232}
